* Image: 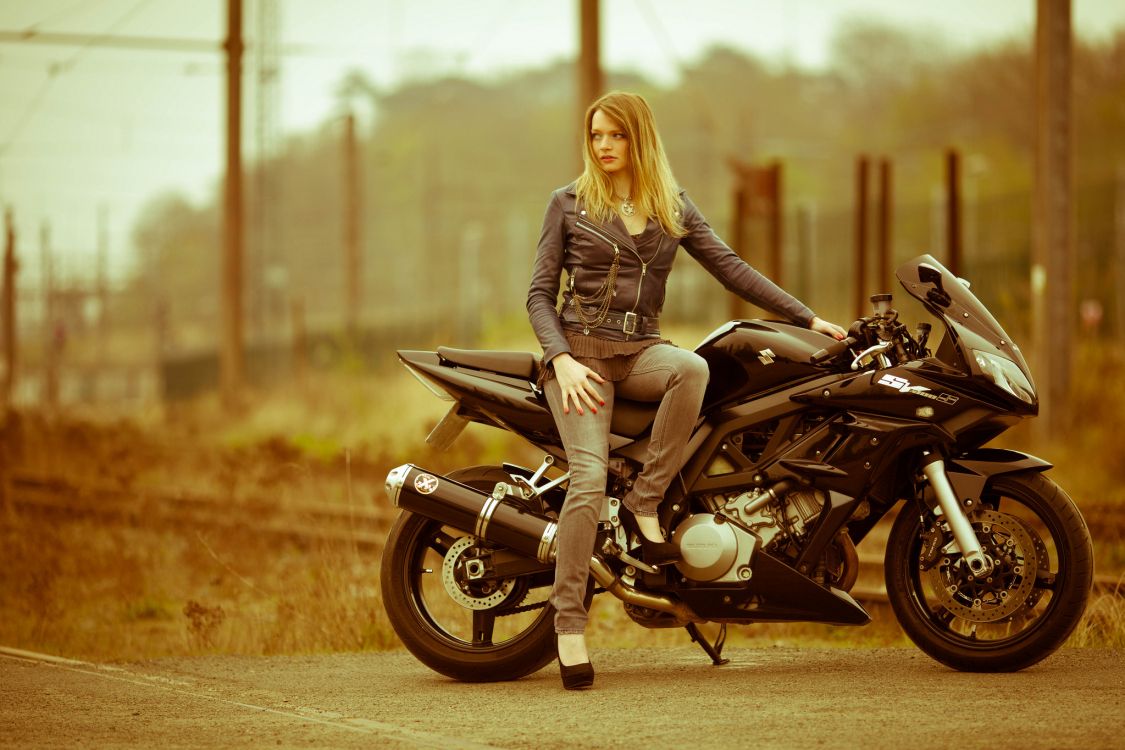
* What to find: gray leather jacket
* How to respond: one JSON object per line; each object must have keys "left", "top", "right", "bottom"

{"left": 527, "top": 182, "right": 816, "bottom": 364}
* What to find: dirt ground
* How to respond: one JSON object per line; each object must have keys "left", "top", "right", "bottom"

{"left": 3, "top": 645, "right": 1123, "bottom": 749}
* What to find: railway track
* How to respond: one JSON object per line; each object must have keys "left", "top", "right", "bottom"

{"left": 4, "top": 473, "right": 1122, "bottom": 603}
{"left": 3, "top": 474, "right": 392, "bottom": 550}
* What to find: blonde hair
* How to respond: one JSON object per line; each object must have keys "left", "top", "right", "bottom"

{"left": 575, "top": 91, "right": 685, "bottom": 238}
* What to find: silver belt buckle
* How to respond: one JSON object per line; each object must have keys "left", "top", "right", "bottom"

{"left": 623, "top": 311, "right": 638, "bottom": 335}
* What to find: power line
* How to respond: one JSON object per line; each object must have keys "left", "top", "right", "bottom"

{"left": 0, "top": 0, "right": 157, "bottom": 156}
{"left": 52, "top": 0, "right": 157, "bottom": 73}
{"left": 0, "top": 29, "right": 218, "bottom": 53}
{"left": 18, "top": 0, "right": 103, "bottom": 34}
{"left": 632, "top": 0, "right": 718, "bottom": 131}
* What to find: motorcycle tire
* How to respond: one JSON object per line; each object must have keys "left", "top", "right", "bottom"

{"left": 380, "top": 465, "right": 559, "bottom": 682}
{"left": 885, "top": 470, "right": 1093, "bottom": 672}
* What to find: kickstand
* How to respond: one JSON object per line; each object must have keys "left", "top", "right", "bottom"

{"left": 685, "top": 622, "right": 730, "bottom": 666}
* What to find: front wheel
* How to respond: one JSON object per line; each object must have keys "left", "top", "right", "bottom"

{"left": 885, "top": 471, "right": 1093, "bottom": 672}
{"left": 380, "top": 466, "right": 559, "bottom": 682}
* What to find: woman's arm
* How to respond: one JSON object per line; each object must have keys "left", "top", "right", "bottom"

{"left": 526, "top": 193, "right": 607, "bottom": 413}
{"left": 527, "top": 191, "right": 572, "bottom": 364}
{"left": 678, "top": 192, "right": 816, "bottom": 327}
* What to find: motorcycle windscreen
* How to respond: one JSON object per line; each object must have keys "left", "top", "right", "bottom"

{"left": 895, "top": 254, "right": 1032, "bottom": 375}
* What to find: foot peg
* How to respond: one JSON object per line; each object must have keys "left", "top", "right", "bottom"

{"left": 617, "top": 549, "right": 659, "bottom": 575}
{"left": 686, "top": 622, "right": 730, "bottom": 666}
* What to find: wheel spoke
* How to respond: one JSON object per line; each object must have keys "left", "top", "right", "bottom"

{"left": 934, "top": 608, "right": 955, "bottom": 628}
{"left": 473, "top": 610, "right": 496, "bottom": 646}
{"left": 428, "top": 529, "right": 456, "bottom": 557}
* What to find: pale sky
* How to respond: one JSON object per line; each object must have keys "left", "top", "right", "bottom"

{"left": 1, "top": 0, "right": 1123, "bottom": 283}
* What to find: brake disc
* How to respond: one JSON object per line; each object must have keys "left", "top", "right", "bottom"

{"left": 925, "top": 509, "right": 1039, "bottom": 623}
{"left": 441, "top": 536, "right": 515, "bottom": 611}
{"left": 1010, "top": 514, "right": 1052, "bottom": 611}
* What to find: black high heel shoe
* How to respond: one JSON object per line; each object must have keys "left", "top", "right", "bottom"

{"left": 618, "top": 504, "right": 681, "bottom": 565}
{"left": 557, "top": 657, "right": 595, "bottom": 690}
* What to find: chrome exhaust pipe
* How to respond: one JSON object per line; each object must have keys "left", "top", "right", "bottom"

{"left": 385, "top": 464, "right": 558, "bottom": 563}
{"left": 588, "top": 557, "right": 703, "bottom": 624}
{"left": 386, "top": 464, "right": 701, "bottom": 622}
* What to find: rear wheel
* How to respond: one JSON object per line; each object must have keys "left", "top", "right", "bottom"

{"left": 886, "top": 471, "right": 1093, "bottom": 672}
{"left": 380, "top": 466, "right": 558, "bottom": 682}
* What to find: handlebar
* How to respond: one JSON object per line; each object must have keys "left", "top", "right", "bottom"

{"left": 849, "top": 341, "right": 894, "bottom": 371}
{"left": 809, "top": 336, "right": 857, "bottom": 365}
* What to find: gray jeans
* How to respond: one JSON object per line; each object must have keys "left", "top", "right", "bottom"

{"left": 543, "top": 343, "right": 709, "bottom": 634}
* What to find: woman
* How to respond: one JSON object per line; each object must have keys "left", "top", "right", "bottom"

{"left": 527, "top": 91, "right": 846, "bottom": 689}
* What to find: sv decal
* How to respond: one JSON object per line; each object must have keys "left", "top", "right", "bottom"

{"left": 877, "top": 374, "right": 960, "bottom": 405}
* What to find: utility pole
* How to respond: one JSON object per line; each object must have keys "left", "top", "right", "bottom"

{"left": 578, "top": 0, "right": 602, "bottom": 140}
{"left": 729, "top": 160, "right": 783, "bottom": 318}
{"left": 97, "top": 205, "right": 109, "bottom": 370}
{"left": 291, "top": 298, "right": 307, "bottom": 388}
{"left": 253, "top": 0, "right": 281, "bottom": 341}
{"left": 40, "top": 221, "right": 57, "bottom": 410}
{"left": 877, "top": 159, "right": 893, "bottom": 294}
{"left": 854, "top": 156, "right": 870, "bottom": 318}
{"left": 729, "top": 180, "right": 748, "bottom": 320}
{"left": 946, "top": 149, "right": 963, "bottom": 278}
{"left": 343, "top": 112, "right": 361, "bottom": 341}
{"left": 767, "top": 162, "right": 783, "bottom": 288}
{"left": 221, "top": 0, "right": 244, "bottom": 406}
{"left": 1032, "top": 0, "right": 1073, "bottom": 437}
{"left": 0, "top": 210, "right": 12, "bottom": 513}
{"left": 794, "top": 201, "right": 815, "bottom": 302}
{"left": 2, "top": 208, "right": 16, "bottom": 408}
{"left": 1116, "top": 166, "right": 1125, "bottom": 340}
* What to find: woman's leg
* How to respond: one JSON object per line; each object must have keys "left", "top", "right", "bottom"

{"left": 616, "top": 344, "right": 709, "bottom": 519}
{"left": 543, "top": 376, "right": 616, "bottom": 642}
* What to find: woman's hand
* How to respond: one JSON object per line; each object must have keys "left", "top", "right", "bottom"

{"left": 810, "top": 316, "right": 847, "bottom": 341}
{"left": 551, "top": 353, "right": 606, "bottom": 416}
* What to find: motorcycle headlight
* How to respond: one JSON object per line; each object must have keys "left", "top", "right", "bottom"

{"left": 972, "top": 350, "right": 1035, "bottom": 404}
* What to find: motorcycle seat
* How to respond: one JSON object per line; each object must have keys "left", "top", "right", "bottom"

{"left": 610, "top": 399, "right": 659, "bottom": 438}
{"left": 437, "top": 346, "right": 659, "bottom": 438}
{"left": 438, "top": 347, "right": 542, "bottom": 381}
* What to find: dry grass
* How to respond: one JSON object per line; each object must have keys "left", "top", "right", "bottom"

{"left": 1, "top": 333, "right": 1123, "bottom": 663}
{"left": 0, "top": 509, "right": 397, "bottom": 661}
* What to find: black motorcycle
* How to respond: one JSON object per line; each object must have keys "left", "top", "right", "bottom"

{"left": 380, "top": 255, "right": 1093, "bottom": 680}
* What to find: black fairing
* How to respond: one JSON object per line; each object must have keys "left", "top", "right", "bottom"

{"left": 696, "top": 320, "right": 840, "bottom": 411}
{"left": 898, "top": 255, "right": 1037, "bottom": 413}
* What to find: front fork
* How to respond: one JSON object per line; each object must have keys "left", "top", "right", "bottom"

{"left": 921, "top": 452, "right": 995, "bottom": 578}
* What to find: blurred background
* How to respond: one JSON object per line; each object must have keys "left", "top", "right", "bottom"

{"left": 1, "top": 0, "right": 1124, "bottom": 406}
{"left": 1, "top": 0, "right": 1124, "bottom": 660}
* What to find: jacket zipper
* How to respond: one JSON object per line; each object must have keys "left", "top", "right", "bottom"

{"left": 575, "top": 218, "right": 622, "bottom": 254}
{"left": 575, "top": 218, "right": 660, "bottom": 315}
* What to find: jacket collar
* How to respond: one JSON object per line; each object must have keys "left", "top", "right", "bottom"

{"left": 563, "top": 181, "right": 639, "bottom": 250}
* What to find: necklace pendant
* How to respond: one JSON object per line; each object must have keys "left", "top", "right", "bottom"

{"left": 621, "top": 199, "right": 635, "bottom": 217}
{"left": 583, "top": 326, "right": 590, "bottom": 335}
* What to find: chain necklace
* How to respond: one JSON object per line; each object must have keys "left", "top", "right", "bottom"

{"left": 616, "top": 194, "right": 636, "bottom": 217}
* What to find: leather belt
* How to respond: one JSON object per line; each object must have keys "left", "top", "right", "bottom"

{"left": 562, "top": 309, "right": 659, "bottom": 336}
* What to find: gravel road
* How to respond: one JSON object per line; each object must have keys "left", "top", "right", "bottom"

{"left": 3, "top": 645, "right": 1123, "bottom": 749}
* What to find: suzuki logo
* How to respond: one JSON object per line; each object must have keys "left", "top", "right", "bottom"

{"left": 757, "top": 348, "right": 776, "bottom": 366}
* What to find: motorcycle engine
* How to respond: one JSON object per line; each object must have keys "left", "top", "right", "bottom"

{"left": 674, "top": 487, "right": 826, "bottom": 583}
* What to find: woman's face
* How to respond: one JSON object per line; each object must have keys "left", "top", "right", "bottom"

{"left": 590, "top": 109, "right": 629, "bottom": 175}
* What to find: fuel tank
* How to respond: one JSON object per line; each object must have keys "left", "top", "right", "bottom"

{"left": 695, "top": 320, "right": 834, "bottom": 410}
